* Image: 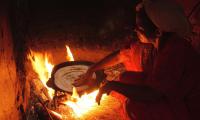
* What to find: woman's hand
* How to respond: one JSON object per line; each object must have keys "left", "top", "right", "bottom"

{"left": 96, "top": 81, "right": 116, "bottom": 105}
{"left": 73, "top": 68, "right": 94, "bottom": 87}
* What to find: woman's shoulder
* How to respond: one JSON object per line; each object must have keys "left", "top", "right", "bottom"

{"left": 163, "top": 34, "right": 200, "bottom": 60}
{"left": 164, "top": 34, "right": 192, "bottom": 51}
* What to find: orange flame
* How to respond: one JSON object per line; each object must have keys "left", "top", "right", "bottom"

{"left": 28, "top": 50, "right": 54, "bottom": 99}
{"left": 64, "top": 87, "right": 107, "bottom": 117}
{"left": 66, "top": 45, "right": 74, "bottom": 61}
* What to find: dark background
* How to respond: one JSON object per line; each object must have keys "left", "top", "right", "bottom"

{"left": 25, "top": 0, "right": 137, "bottom": 47}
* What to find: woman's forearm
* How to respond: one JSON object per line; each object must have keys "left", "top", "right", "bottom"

{"left": 90, "top": 50, "right": 122, "bottom": 72}
{"left": 110, "top": 81, "right": 164, "bottom": 102}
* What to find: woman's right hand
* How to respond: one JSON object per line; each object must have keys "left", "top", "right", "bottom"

{"left": 73, "top": 69, "right": 94, "bottom": 87}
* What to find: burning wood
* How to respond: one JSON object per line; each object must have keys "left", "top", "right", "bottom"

{"left": 49, "top": 110, "right": 63, "bottom": 120}
{"left": 28, "top": 50, "right": 55, "bottom": 99}
{"left": 34, "top": 102, "right": 62, "bottom": 120}
{"left": 30, "top": 78, "right": 52, "bottom": 101}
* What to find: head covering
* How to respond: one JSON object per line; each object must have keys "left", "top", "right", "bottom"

{"left": 142, "top": 0, "right": 192, "bottom": 37}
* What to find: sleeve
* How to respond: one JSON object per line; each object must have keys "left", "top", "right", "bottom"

{"left": 119, "top": 71, "right": 146, "bottom": 85}
{"left": 120, "top": 42, "right": 144, "bottom": 72}
{"left": 119, "top": 42, "right": 149, "bottom": 85}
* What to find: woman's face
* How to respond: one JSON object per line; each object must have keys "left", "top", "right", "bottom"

{"left": 135, "top": 26, "right": 152, "bottom": 44}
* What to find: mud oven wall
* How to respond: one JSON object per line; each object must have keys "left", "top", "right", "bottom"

{"left": 0, "top": 0, "right": 28, "bottom": 119}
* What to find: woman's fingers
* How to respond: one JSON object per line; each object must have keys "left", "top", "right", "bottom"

{"left": 96, "top": 82, "right": 112, "bottom": 105}
{"left": 73, "top": 75, "right": 87, "bottom": 86}
{"left": 96, "top": 90, "right": 103, "bottom": 105}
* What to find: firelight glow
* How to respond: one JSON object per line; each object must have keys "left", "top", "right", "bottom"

{"left": 28, "top": 50, "right": 55, "bottom": 99}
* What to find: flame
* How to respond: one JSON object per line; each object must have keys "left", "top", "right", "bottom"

{"left": 45, "top": 56, "right": 54, "bottom": 79}
{"left": 63, "top": 87, "right": 107, "bottom": 117}
{"left": 66, "top": 45, "right": 74, "bottom": 61}
{"left": 28, "top": 50, "right": 54, "bottom": 99}
{"left": 71, "top": 87, "right": 80, "bottom": 100}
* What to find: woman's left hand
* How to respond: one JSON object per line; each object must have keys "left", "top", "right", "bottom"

{"left": 96, "top": 81, "right": 117, "bottom": 105}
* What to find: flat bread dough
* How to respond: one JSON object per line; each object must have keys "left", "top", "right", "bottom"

{"left": 54, "top": 65, "right": 96, "bottom": 92}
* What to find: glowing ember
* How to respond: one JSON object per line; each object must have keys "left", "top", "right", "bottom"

{"left": 49, "top": 110, "right": 63, "bottom": 119}
{"left": 63, "top": 87, "right": 107, "bottom": 117}
{"left": 28, "top": 50, "right": 55, "bottom": 99}
{"left": 66, "top": 45, "right": 74, "bottom": 61}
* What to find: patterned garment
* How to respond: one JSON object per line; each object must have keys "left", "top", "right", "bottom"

{"left": 120, "top": 41, "right": 156, "bottom": 73}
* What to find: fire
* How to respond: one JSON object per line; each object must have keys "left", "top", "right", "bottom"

{"left": 66, "top": 45, "right": 74, "bottom": 61}
{"left": 28, "top": 45, "right": 108, "bottom": 118}
{"left": 28, "top": 50, "right": 55, "bottom": 99}
{"left": 64, "top": 45, "right": 107, "bottom": 117}
{"left": 64, "top": 87, "right": 107, "bottom": 117}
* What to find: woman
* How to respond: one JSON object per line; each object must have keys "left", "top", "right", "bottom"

{"left": 74, "top": 0, "right": 200, "bottom": 119}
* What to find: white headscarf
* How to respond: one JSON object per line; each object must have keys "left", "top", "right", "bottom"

{"left": 142, "top": 0, "right": 192, "bottom": 37}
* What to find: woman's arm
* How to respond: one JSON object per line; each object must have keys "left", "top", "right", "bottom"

{"left": 89, "top": 50, "right": 123, "bottom": 72}
{"left": 74, "top": 50, "right": 123, "bottom": 86}
{"left": 96, "top": 81, "right": 164, "bottom": 104}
